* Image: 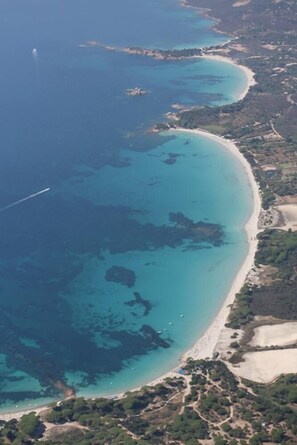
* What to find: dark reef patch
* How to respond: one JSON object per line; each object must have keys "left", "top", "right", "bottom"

{"left": 163, "top": 152, "right": 182, "bottom": 165}
{"left": 169, "top": 212, "right": 224, "bottom": 247}
{"left": 140, "top": 325, "right": 171, "bottom": 349}
{"left": 105, "top": 265, "right": 136, "bottom": 288}
{"left": 0, "top": 192, "right": 224, "bottom": 406}
{"left": 125, "top": 291, "right": 152, "bottom": 316}
{"left": 185, "top": 74, "right": 222, "bottom": 84}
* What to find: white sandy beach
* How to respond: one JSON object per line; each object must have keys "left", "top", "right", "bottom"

{"left": 177, "top": 128, "right": 261, "bottom": 362}
{"left": 0, "top": 406, "right": 48, "bottom": 422}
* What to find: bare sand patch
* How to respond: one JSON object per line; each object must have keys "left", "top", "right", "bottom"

{"left": 250, "top": 322, "right": 297, "bottom": 347}
{"left": 229, "top": 349, "right": 297, "bottom": 383}
{"left": 277, "top": 194, "right": 297, "bottom": 205}
{"left": 276, "top": 204, "right": 297, "bottom": 231}
{"left": 42, "top": 422, "right": 88, "bottom": 441}
{"left": 229, "top": 43, "right": 249, "bottom": 52}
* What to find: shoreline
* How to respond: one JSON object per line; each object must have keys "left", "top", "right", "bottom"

{"left": 0, "top": 4, "right": 259, "bottom": 423}
{"left": 175, "top": 128, "right": 261, "bottom": 362}
{"left": 199, "top": 53, "right": 256, "bottom": 100}
{"left": 95, "top": 126, "right": 262, "bottom": 398}
{"left": 98, "top": 57, "right": 260, "bottom": 395}
{"left": 0, "top": 95, "right": 261, "bottom": 424}
{"left": 0, "top": 125, "right": 262, "bottom": 419}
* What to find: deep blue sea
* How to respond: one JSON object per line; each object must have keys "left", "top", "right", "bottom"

{"left": 0, "top": 0, "right": 253, "bottom": 411}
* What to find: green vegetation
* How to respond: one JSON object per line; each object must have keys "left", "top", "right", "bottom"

{"left": 1, "top": 361, "right": 297, "bottom": 444}
{"left": 0, "top": 413, "right": 44, "bottom": 445}
{"left": 176, "top": 0, "right": 297, "bottom": 208}
{"left": 18, "top": 413, "right": 43, "bottom": 438}
{"left": 251, "top": 230, "right": 297, "bottom": 320}
{"left": 169, "top": 408, "right": 209, "bottom": 442}
{"left": 227, "top": 230, "right": 297, "bottom": 327}
{"left": 254, "top": 374, "right": 297, "bottom": 406}
{"left": 256, "top": 229, "right": 297, "bottom": 280}
{"left": 226, "top": 285, "right": 254, "bottom": 329}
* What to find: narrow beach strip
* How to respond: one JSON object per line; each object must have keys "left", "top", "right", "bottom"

{"left": 175, "top": 128, "right": 261, "bottom": 361}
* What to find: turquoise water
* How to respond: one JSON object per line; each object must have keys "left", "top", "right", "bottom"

{"left": 0, "top": 0, "right": 253, "bottom": 412}
{"left": 61, "top": 130, "right": 253, "bottom": 397}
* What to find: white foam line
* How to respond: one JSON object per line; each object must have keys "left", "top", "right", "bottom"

{"left": 0, "top": 188, "right": 50, "bottom": 212}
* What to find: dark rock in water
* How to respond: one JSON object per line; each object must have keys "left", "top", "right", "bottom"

{"left": 163, "top": 152, "right": 182, "bottom": 165}
{"left": 164, "top": 157, "right": 176, "bottom": 165}
{"left": 125, "top": 291, "right": 152, "bottom": 316}
{"left": 140, "top": 325, "right": 170, "bottom": 349}
{"left": 105, "top": 265, "right": 136, "bottom": 288}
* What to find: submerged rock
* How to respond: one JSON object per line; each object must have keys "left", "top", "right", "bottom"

{"left": 125, "top": 291, "right": 152, "bottom": 316}
{"left": 140, "top": 325, "right": 171, "bottom": 349}
{"left": 105, "top": 266, "right": 136, "bottom": 288}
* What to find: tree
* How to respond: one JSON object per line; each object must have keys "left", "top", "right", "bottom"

{"left": 214, "top": 436, "right": 227, "bottom": 445}
{"left": 250, "top": 434, "right": 262, "bottom": 445}
{"left": 271, "top": 428, "right": 284, "bottom": 443}
{"left": 18, "top": 413, "right": 42, "bottom": 438}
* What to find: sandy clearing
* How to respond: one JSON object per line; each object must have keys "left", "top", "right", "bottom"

{"left": 229, "top": 349, "right": 297, "bottom": 383}
{"left": 250, "top": 322, "right": 297, "bottom": 348}
{"left": 276, "top": 204, "right": 297, "bottom": 231}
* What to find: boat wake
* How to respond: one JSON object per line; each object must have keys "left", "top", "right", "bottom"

{"left": 0, "top": 188, "right": 50, "bottom": 212}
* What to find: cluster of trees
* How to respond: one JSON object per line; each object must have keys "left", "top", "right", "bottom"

{"left": 169, "top": 408, "right": 209, "bottom": 443}
{"left": 200, "top": 390, "right": 230, "bottom": 419}
{"left": 250, "top": 230, "right": 297, "bottom": 319}
{"left": 256, "top": 230, "right": 297, "bottom": 280}
{"left": 45, "top": 386, "right": 173, "bottom": 425}
{"left": 1, "top": 361, "right": 297, "bottom": 444}
{"left": 255, "top": 374, "right": 297, "bottom": 406}
{"left": 225, "top": 285, "right": 254, "bottom": 329}
{"left": 227, "top": 229, "right": 297, "bottom": 327}
{"left": 0, "top": 413, "right": 43, "bottom": 445}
